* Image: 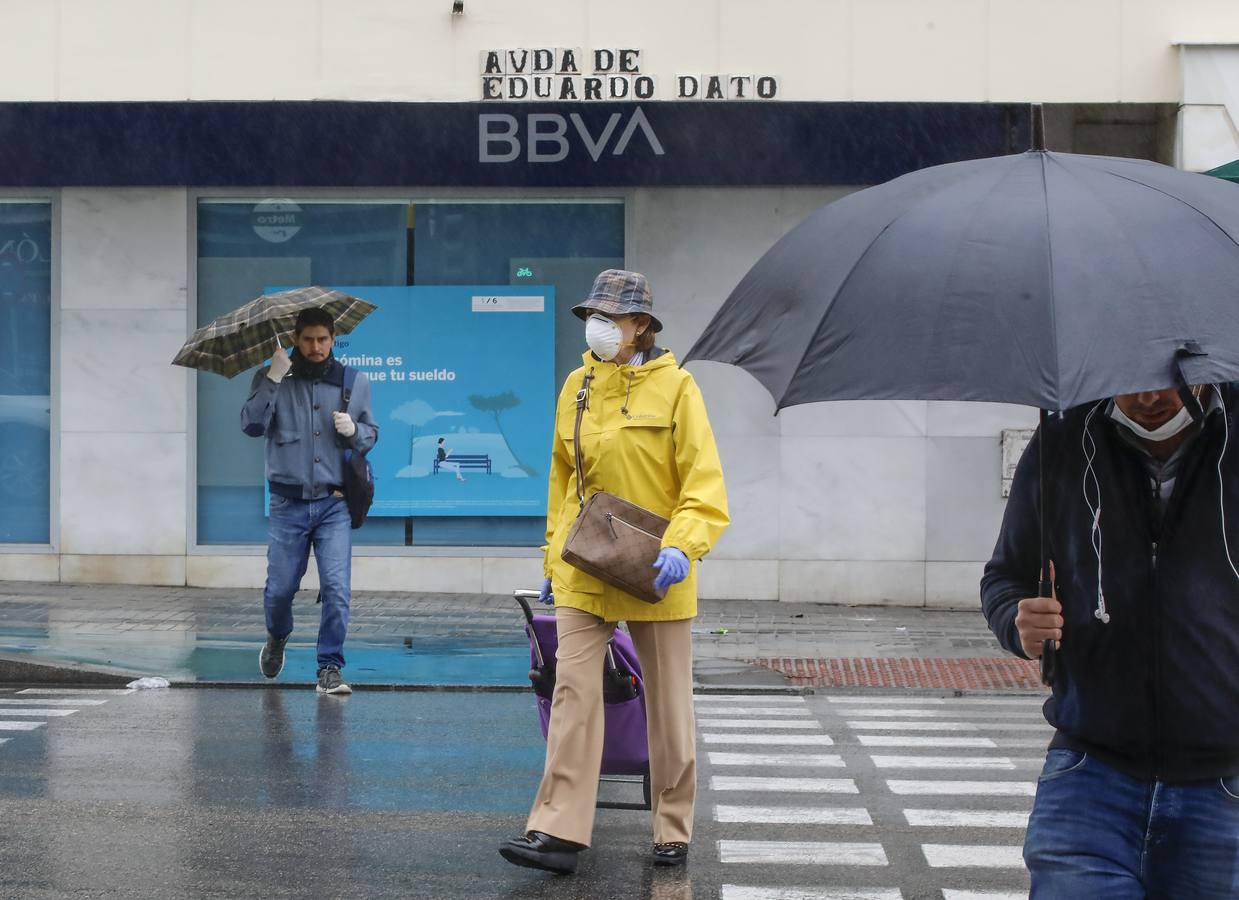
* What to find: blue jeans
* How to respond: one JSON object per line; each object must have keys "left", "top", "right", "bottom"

{"left": 1025, "top": 750, "right": 1239, "bottom": 898}
{"left": 263, "top": 493, "right": 352, "bottom": 671}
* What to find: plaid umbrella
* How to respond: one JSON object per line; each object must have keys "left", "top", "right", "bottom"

{"left": 171, "top": 286, "right": 377, "bottom": 378}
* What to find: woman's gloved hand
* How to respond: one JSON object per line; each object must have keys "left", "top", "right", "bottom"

{"left": 538, "top": 577, "right": 553, "bottom": 605}
{"left": 652, "top": 548, "right": 690, "bottom": 593}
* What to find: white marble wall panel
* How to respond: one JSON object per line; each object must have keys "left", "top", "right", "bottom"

{"left": 59, "top": 0, "right": 190, "bottom": 101}
{"left": 699, "top": 559, "right": 779, "bottom": 601}
{"left": 853, "top": 0, "right": 987, "bottom": 102}
{"left": 989, "top": 0, "right": 1123, "bottom": 103}
{"left": 720, "top": 0, "right": 850, "bottom": 99}
{"left": 187, "top": 555, "right": 267, "bottom": 589}
{"left": 926, "top": 561, "right": 986, "bottom": 610}
{"left": 587, "top": 0, "right": 721, "bottom": 77}
{"left": 712, "top": 437, "right": 780, "bottom": 560}
{"left": 0, "top": 3, "right": 57, "bottom": 100}
{"left": 190, "top": 0, "right": 322, "bottom": 100}
{"left": 481, "top": 556, "right": 545, "bottom": 595}
{"left": 0, "top": 554, "right": 59, "bottom": 583}
{"left": 61, "top": 555, "right": 186, "bottom": 586}
{"left": 60, "top": 310, "right": 188, "bottom": 433}
{"left": 780, "top": 437, "right": 926, "bottom": 561}
{"left": 781, "top": 401, "right": 928, "bottom": 438}
{"left": 60, "top": 190, "right": 189, "bottom": 310}
{"left": 60, "top": 433, "right": 187, "bottom": 555}
{"left": 353, "top": 557, "right": 484, "bottom": 593}
{"left": 926, "top": 437, "right": 1009, "bottom": 562}
{"left": 781, "top": 560, "right": 925, "bottom": 606}
{"left": 926, "top": 401, "right": 1039, "bottom": 437}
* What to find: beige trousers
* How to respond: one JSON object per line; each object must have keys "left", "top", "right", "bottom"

{"left": 525, "top": 606, "right": 697, "bottom": 847}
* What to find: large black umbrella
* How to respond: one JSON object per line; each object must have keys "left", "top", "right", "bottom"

{"left": 685, "top": 124, "right": 1239, "bottom": 682}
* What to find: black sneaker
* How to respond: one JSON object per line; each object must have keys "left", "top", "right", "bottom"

{"left": 259, "top": 634, "right": 288, "bottom": 679}
{"left": 317, "top": 666, "right": 352, "bottom": 695}
{"left": 499, "top": 831, "right": 584, "bottom": 874}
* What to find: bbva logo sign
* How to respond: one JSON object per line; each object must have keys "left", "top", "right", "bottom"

{"left": 479, "top": 107, "right": 665, "bottom": 163}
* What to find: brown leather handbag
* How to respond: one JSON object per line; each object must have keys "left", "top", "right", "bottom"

{"left": 560, "top": 370, "right": 671, "bottom": 604}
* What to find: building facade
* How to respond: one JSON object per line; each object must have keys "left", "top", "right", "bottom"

{"left": 2, "top": 0, "right": 1239, "bottom": 607}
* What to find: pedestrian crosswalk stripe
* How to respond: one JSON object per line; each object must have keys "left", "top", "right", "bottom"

{"left": 697, "top": 695, "right": 807, "bottom": 704}
{"left": 710, "top": 752, "right": 846, "bottom": 768}
{"left": 941, "top": 891, "right": 1027, "bottom": 900}
{"left": 848, "top": 721, "right": 1049, "bottom": 732}
{"left": 826, "top": 696, "right": 946, "bottom": 704}
{"left": 922, "top": 844, "right": 1024, "bottom": 868}
{"left": 903, "top": 809, "right": 1030, "bottom": 828}
{"left": 704, "top": 733, "right": 836, "bottom": 746}
{"left": 0, "top": 721, "right": 45, "bottom": 731}
{"left": 870, "top": 755, "right": 1017, "bottom": 770}
{"left": 712, "top": 776, "right": 859, "bottom": 794}
{"left": 826, "top": 696, "right": 1038, "bottom": 706}
{"left": 719, "top": 840, "right": 889, "bottom": 866}
{"left": 0, "top": 739, "right": 7, "bottom": 746}
{"left": 715, "top": 805, "right": 873, "bottom": 825}
{"left": 0, "top": 699, "right": 108, "bottom": 707}
{"left": 721, "top": 886, "right": 903, "bottom": 899}
{"left": 0, "top": 709, "right": 78, "bottom": 717}
{"left": 700, "top": 719, "right": 823, "bottom": 730}
{"left": 857, "top": 735, "right": 997, "bottom": 748}
{"left": 845, "top": 708, "right": 1043, "bottom": 719}
{"left": 15, "top": 694, "right": 135, "bottom": 699}
{"left": 692, "top": 707, "right": 814, "bottom": 717}
{"left": 887, "top": 780, "right": 1036, "bottom": 796}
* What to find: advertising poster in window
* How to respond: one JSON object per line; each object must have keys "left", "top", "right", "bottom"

{"left": 321, "top": 284, "right": 555, "bottom": 517}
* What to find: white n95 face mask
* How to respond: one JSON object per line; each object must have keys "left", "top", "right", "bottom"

{"left": 1108, "top": 402, "right": 1196, "bottom": 442}
{"left": 585, "top": 314, "right": 623, "bottom": 361}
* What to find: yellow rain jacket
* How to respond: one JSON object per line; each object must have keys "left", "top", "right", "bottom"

{"left": 543, "top": 349, "right": 729, "bottom": 622}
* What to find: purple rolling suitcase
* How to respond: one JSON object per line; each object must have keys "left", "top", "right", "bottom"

{"left": 515, "top": 591, "right": 652, "bottom": 810}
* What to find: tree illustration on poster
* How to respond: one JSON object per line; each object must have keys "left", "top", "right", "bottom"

{"left": 468, "top": 391, "right": 537, "bottom": 477}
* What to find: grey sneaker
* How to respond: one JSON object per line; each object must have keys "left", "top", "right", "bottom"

{"left": 259, "top": 634, "right": 288, "bottom": 679}
{"left": 317, "top": 666, "right": 352, "bottom": 695}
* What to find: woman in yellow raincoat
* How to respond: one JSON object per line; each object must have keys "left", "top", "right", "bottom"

{"left": 500, "top": 269, "right": 729, "bottom": 875}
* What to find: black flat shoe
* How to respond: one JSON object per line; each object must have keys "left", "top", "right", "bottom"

{"left": 652, "top": 841, "right": 689, "bottom": 866}
{"left": 499, "top": 831, "right": 585, "bottom": 875}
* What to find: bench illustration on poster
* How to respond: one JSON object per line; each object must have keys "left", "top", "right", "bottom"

{"left": 433, "top": 454, "right": 492, "bottom": 474}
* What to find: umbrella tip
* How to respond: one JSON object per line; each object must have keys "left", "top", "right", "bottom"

{"left": 1030, "top": 103, "right": 1046, "bottom": 152}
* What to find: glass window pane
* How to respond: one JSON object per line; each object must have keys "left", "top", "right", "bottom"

{"left": 0, "top": 203, "right": 52, "bottom": 543}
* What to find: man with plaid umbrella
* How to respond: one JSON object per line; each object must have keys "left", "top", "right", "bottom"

{"left": 241, "top": 307, "right": 378, "bottom": 694}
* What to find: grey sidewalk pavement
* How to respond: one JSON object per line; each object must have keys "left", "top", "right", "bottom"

{"left": 0, "top": 580, "right": 1042, "bottom": 691}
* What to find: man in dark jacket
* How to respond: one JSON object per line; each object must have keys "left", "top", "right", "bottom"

{"left": 241, "top": 308, "right": 378, "bottom": 695}
{"left": 982, "top": 383, "right": 1239, "bottom": 898}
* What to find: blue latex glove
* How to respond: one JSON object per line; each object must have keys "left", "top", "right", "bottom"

{"left": 537, "top": 577, "right": 553, "bottom": 605}
{"left": 652, "top": 548, "right": 690, "bottom": 593}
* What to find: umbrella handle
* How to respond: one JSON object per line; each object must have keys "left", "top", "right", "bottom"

{"left": 1039, "top": 578, "right": 1056, "bottom": 686}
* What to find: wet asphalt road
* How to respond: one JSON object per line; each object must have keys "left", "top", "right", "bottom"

{"left": 0, "top": 686, "right": 1045, "bottom": 899}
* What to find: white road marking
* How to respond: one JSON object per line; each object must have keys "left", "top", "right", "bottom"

{"left": 704, "top": 733, "right": 836, "bottom": 746}
{"left": 719, "top": 841, "right": 889, "bottom": 866}
{"left": 697, "top": 695, "right": 807, "bottom": 704}
{"left": 712, "top": 776, "right": 859, "bottom": 794}
{"left": 903, "top": 809, "right": 1030, "bottom": 828}
{"left": 700, "top": 719, "right": 823, "bottom": 730}
{"left": 870, "top": 756, "right": 1017, "bottom": 770}
{"left": 0, "top": 721, "right": 45, "bottom": 731}
{"left": 714, "top": 805, "right": 873, "bottom": 825}
{"left": 0, "top": 699, "right": 108, "bottom": 707}
{"left": 941, "top": 892, "right": 1028, "bottom": 900}
{"left": 857, "top": 735, "right": 997, "bottom": 748}
{"left": 827, "top": 696, "right": 1039, "bottom": 706}
{"left": 692, "top": 707, "right": 813, "bottom": 717}
{"left": 16, "top": 688, "right": 134, "bottom": 695}
{"left": 922, "top": 844, "right": 1025, "bottom": 868}
{"left": 845, "top": 709, "right": 1042, "bottom": 719}
{"left": 887, "top": 780, "right": 1036, "bottom": 796}
{"left": 721, "top": 888, "right": 903, "bottom": 900}
{"left": 0, "top": 709, "right": 78, "bottom": 717}
{"left": 710, "top": 752, "right": 846, "bottom": 767}
{"left": 848, "top": 721, "right": 1049, "bottom": 732}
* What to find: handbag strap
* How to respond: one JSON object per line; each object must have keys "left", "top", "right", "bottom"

{"left": 573, "top": 369, "right": 594, "bottom": 511}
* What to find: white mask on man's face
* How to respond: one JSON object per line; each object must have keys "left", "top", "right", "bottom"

{"left": 585, "top": 314, "right": 624, "bottom": 361}
{"left": 1108, "top": 402, "right": 1196, "bottom": 442}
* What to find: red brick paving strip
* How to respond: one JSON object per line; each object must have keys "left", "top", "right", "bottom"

{"left": 750, "top": 657, "right": 1046, "bottom": 692}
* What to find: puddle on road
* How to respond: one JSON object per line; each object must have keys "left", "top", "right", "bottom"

{"left": 0, "top": 629, "right": 531, "bottom": 686}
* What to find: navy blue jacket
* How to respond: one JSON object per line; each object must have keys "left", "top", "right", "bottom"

{"left": 982, "top": 386, "right": 1239, "bottom": 782}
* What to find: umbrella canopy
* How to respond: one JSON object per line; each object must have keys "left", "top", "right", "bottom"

{"left": 1206, "top": 159, "right": 1239, "bottom": 183}
{"left": 172, "top": 286, "right": 376, "bottom": 378}
{"left": 685, "top": 150, "right": 1239, "bottom": 411}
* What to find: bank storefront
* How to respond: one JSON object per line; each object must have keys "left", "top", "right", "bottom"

{"left": 4, "top": 6, "right": 1234, "bottom": 604}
